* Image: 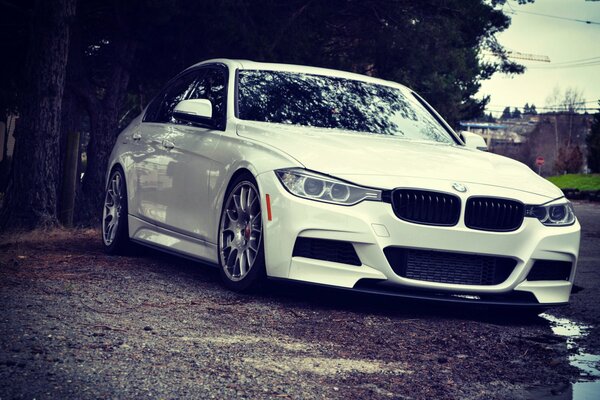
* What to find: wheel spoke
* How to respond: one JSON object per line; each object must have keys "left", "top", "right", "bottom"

{"left": 251, "top": 212, "right": 261, "bottom": 228}
{"left": 103, "top": 217, "right": 111, "bottom": 241}
{"left": 106, "top": 188, "right": 115, "bottom": 205}
{"left": 245, "top": 248, "right": 255, "bottom": 266}
{"left": 238, "top": 250, "right": 247, "bottom": 276}
{"left": 248, "top": 238, "right": 259, "bottom": 252}
{"left": 111, "top": 178, "right": 118, "bottom": 199}
{"left": 114, "top": 174, "right": 121, "bottom": 197}
{"left": 221, "top": 232, "right": 232, "bottom": 248}
{"left": 233, "top": 194, "right": 242, "bottom": 214}
{"left": 233, "top": 257, "right": 240, "bottom": 277}
{"left": 106, "top": 220, "right": 115, "bottom": 242}
{"left": 246, "top": 186, "right": 253, "bottom": 212}
{"left": 226, "top": 209, "right": 237, "bottom": 223}
{"left": 240, "top": 186, "right": 248, "bottom": 211}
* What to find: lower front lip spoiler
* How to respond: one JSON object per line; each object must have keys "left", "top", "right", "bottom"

{"left": 269, "top": 278, "right": 567, "bottom": 308}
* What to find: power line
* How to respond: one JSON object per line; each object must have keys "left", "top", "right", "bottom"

{"left": 486, "top": 101, "right": 599, "bottom": 112}
{"left": 505, "top": 9, "right": 600, "bottom": 26}
{"left": 527, "top": 61, "right": 600, "bottom": 70}
{"left": 486, "top": 107, "right": 597, "bottom": 112}
{"left": 490, "top": 100, "right": 599, "bottom": 107}
{"left": 539, "top": 56, "right": 600, "bottom": 66}
{"left": 519, "top": 55, "right": 600, "bottom": 70}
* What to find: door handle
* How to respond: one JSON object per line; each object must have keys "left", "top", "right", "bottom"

{"left": 132, "top": 132, "right": 142, "bottom": 141}
{"left": 162, "top": 139, "right": 175, "bottom": 150}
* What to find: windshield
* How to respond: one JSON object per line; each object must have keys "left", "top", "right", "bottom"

{"left": 237, "top": 70, "right": 455, "bottom": 144}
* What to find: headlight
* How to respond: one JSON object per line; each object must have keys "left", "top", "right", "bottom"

{"left": 525, "top": 200, "right": 576, "bottom": 226}
{"left": 275, "top": 168, "right": 381, "bottom": 205}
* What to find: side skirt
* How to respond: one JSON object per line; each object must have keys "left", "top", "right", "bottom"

{"left": 128, "top": 214, "right": 219, "bottom": 267}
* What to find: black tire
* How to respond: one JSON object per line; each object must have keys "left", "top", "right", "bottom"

{"left": 101, "top": 166, "right": 131, "bottom": 255}
{"left": 217, "top": 173, "right": 266, "bottom": 292}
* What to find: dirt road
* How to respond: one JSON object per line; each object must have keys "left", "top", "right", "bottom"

{"left": 1, "top": 201, "right": 599, "bottom": 399}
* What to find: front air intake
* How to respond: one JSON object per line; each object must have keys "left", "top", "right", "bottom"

{"left": 527, "top": 260, "right": 572, "bottom": 281}
{"left": 384, "top": 247, "right": 516, "bottom": 286}
{"left": 292, "top": 237, "right": 361, "bottom": 266}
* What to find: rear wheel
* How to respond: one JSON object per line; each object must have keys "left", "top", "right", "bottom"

{"left": 218, "top": 174, "right": 265, "bottom": 292}
{"left": 102, "top": 167, "right": 130, "bottom": 254}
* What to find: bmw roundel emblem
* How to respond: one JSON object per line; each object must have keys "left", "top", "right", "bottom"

{"left": 452, "top": 183, "right": 467, "bottom": 193}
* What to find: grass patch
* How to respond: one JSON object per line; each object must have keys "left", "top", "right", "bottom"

{"left": 547, "top": 174, "right": 600, "bottom": 191}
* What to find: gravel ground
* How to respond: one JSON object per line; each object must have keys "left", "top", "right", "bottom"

{"left": 0, "top": 201, "right": 598, "bottom": 399}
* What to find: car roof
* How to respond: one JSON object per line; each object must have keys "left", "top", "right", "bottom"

{"left": 189, "top": 58, "right": 410, "bottom": 91}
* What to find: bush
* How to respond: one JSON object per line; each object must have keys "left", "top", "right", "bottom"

{"left": 554, "top": 145, "right": 583, "bottom": 174}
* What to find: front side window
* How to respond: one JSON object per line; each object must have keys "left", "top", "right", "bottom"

{"left": 188, "top": 68, "right": 227, "bottom": 129}
{"left": 145, "top": 71, "right": 198, "bottom": 123}
{"left": 237, "top": 70, "right": 455, "bottom": 144}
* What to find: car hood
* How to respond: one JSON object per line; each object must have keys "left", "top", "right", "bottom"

{"left": 236, "top": 121, "right": 563, "bottom": 199}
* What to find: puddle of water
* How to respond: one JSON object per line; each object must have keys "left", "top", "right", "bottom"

{"left": 542, "top": 314, "right": 600, "bottom": 379}
{"left": 573, "top": 381, "right": 600, "bottom": 400}
{"left": 540, "top": 313, "right": 600, "bottom": 400}
{"left": 542, "top": 314, "right": 590, "bottom": 341}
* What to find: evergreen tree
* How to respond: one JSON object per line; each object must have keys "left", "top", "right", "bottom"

{"left": 530, "top": 104, "right": 537, "bottom": 115}
{"left": 501, "top": 106, "right": 512, "bottom": 119}
{"left": 512, "top": 107, "right": 522, "bottom": 119}
{"left": 0, "top": 0, "right": 532, "bottom": 228}
{"left": 523, "top": 103, "right": 530, "bottom": 114}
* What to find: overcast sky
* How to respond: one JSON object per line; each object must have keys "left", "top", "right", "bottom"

{"left": 478, "top": 0, "right": 600, "bottom": 116}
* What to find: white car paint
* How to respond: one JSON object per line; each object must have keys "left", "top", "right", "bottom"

{"left": 237, "top": 121, "right": 562, "bottom": 200}
{"left": 106, "top": 58, "right": 580, "bottom": 306}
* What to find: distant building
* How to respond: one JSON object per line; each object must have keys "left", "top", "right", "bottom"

{"left": 460, "top": 117, "right": 536, "bottom": 147}
{"left": 460, "top": 113, "right": 591, "bottom": 176}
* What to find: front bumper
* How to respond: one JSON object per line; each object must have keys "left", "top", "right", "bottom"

{"left": 256, "top": 172, "right": 581, "bottom": 306}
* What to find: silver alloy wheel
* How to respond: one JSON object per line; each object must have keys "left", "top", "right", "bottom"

{"left": 102, "top": 171, "right": 124, "bottom": 246}
{"left": 219, "top": 181, "right": 263, "bottom": 282}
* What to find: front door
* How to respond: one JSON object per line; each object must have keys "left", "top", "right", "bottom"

{"left": 160, "top": 66, "right": 228, "bottom": 241}
{"left": 131, "top": 70, "right": 199, "bottom": 226}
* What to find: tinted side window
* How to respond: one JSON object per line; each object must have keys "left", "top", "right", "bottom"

{"left": 144, "top": 94, "right": 163, "bottom": 122}
{"left": 146, "top": 71, "right": 198, "bottom": 123}
{"left": 189, "top": 68, "right": 227, "bottom": 129}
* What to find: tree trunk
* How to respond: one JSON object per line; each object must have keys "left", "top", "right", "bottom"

{"left": 0, "top": 0, "right": 76, "bottom": 231}
{"left": 568, "top": 113, "right": 573, "bottom": 147}
{"left": 74, "top": 38, "right": 137, "bottom": 225}
{"left": 554, "top": 115, "right": 559, "bottom": 160}
{"left": 76, "top": 107, "right": 119, "bottom": 223}
{"left": 1, "top": 115, "right": 11, "bottom": 162}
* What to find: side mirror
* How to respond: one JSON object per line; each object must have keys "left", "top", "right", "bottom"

{"left": 173, "top": 99, "right": 212, "bottom": 123}
{"left": 459, "top": 130, "right": 488, "bottom": 151}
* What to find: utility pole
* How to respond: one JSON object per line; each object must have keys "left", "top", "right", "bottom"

{"left": 486, "top": 49, "right": 551, "bottom": 63}
{"left": 504, "top": 50, "right": 550, "bottom": 63}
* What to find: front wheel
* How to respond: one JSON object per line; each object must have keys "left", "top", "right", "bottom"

{"left": 218, "top": 175, "right": 266, "bottom": 292}
{"left": 102, "top": 167, "right": 130, "bottom": 254}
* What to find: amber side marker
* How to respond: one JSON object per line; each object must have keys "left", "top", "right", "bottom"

{"left": 266, "top": 194, "right": 272, "bottom": 221}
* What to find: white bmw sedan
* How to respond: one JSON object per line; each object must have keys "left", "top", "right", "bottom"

{"left": 103, "top": 59, "right": 580, "bottom": 308}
